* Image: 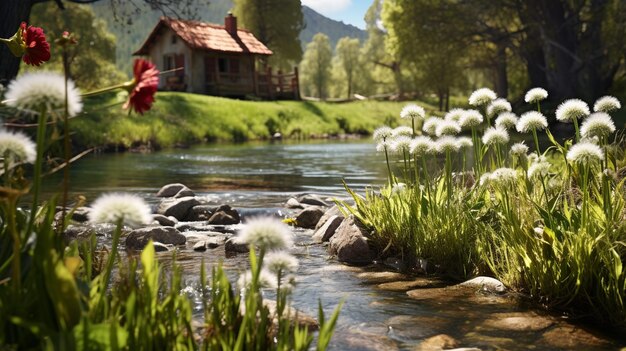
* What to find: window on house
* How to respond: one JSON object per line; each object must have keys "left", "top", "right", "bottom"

{"left": 164, "top": 55, "right": 175, "bottom": 71}
{"left": 229, "top": 58, "right": 240, "bottom": 74}
{"left": 171, "top": 34, "right": 177, "bottom": 44}
{"left": 218, "top": 58, "right": 228, "bottom": 73}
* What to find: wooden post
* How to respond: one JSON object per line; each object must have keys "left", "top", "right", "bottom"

{"left": 293, "top": 66, "right": 300, "bottom": 100}
{"left": 215, "top": 56, "right": 221, "bottom": 96}
{"left": 253, "top": 57, "right": 259, "bottom": 97}
{"left": 267, "top": 66, "right": 274, "bottom": 100}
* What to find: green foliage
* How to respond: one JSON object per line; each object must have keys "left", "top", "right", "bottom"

{"left": 72, "top": 92, "right": 413, "bottom": 149}
{"left": 233, "top": 0, "right": 304, "bottom": 70}
{"left": 300, "top": 33, "right": 333, "bottom": 99}
{"left": 331, "top": 37, "right": 362, "bottom": 99}
{"left": 27, "top": 3, "right": 127, "bottom": 90}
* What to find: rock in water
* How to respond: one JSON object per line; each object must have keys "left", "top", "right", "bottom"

{"left": 208, "top": 205, "right": 240, "bottom": 225}
{"left": 186, "top": 205, "right": 217, "bottom": 221}
{"left": 156, "top": 183, "right": 188, "bottom": 197}
{"left": 225, "top": 237, "right": 249, "bottom": 253}
{"left": 174, "top": 188, "right": 195, "bottom": 198}
{"left": 153, "top": 242, "right": 171, "bottom": 252}
{"left": 297, "top": 194, "right": 329, "bottom": 207}
{"left": 158, "top": 197, "right": 200, "bottom": 220}
{"left": 312, "top": 215, "right": 343, "bottom": 242}
{"left": 126, "top": 226, "right": 186, "bottom": 250}
{"left": 193, "top": 241, "right": 207, "bottom": 251}
{"left": 152, "top": 214, "right": 177, "bottom": 227}
{"left": 315, "top": 205, "right": 343, "bottom": 230}
{"left": 295, "top": 207, "right": 324, "bottom": 229}
{"left": 329, "top": 216, "right": 373, "bottom": 265}
{"left": 286, "top": 198, "right": 303, "bottom": 209}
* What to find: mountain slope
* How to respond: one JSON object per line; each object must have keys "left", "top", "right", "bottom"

{"left": 90, "top": 1, "right": 366, "bottom": 75}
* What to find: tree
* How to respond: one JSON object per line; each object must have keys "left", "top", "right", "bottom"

{"left": 26, "top": 2, "right": 126, "bottom": 89}
{"left": 332, "top": 37, "right": 361, "bottom": 99}
{"left": 0, "top": 0, "right": 199, "bottom": 85}
{"left": 233, "top": 0, "right": 303, "bottom": 70}
{"left": 300, "top": 33, "right": 332, "bottom": 99}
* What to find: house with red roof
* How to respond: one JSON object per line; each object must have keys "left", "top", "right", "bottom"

{"left": 134, "top": 14, "right": 300, "bottom": 99}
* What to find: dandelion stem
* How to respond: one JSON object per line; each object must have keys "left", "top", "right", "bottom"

{"left": 532, "top": 128, "right": 541, "bottom": 156}
{"left": 27, "top": 105, "right": 48, "bottom": 235}
{"left": 384, "top": 146, "right": 393, "bottom": 185}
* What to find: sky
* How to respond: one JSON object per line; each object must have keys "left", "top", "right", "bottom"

{"left": 301, "top": 0, "right": 371, "bottom": 29}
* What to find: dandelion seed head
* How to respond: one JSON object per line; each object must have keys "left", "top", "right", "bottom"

{"left": 422, "top": 118, "right": 441, "bottom": 135}
{"left": 400, "top": 104, "right": 426, "bottom": 121}
{"left": 237, "top": 269, "right": 278, "bottom": 290}
{"left": 469, "top": 88, "right": 497, "bottom": 106}
{"left": 490, "top": 167, "right": 519, "bottom": 185}
{"left": 510, "top": 142, "right": 529, "bottom": 157}
{"left": 5, "top": 72, "right": 82, "bottom": 117}
{"left": 392, "top": 126, "right": 413, "bottom": 137}
{"left": 479, "top": 172, "right": 492, "bottom": 186}
{"left": 444, "top": 108, "right": 465, "bottom": 122}
{"left": 435, "top": 120, "right": 461, "bottom": 137}
{"left": 495, "top": 112, "right": 519, "bottom": 130}
{"left": 555, "top": 99, "right": 590, "bottom": 123}
{"left": 373, "top": 126, "right": 393, "bottom": 141}
{"left": 459, "top": 110, "right": 483, "bottom": 128}
{"left": 376, "top": 140, "right": 390, "bottom": 153}
{"left": 580, "top": 112, "right": 616, "bottom": 139}
{"left": 528, "top": 161, "right": 551, "bottom": 179}
{"left": 482, "top": 127, "right": 509, "bottom": 145}
{"left": 89, "top": 193, "right": 152, "bottom": 227}
{"left": 390, "top": 135, "right": 412, "bottom": 154}
{"left": 593, "top": 95, "right": 621, "bottom": 113}
{"left": 487, "top": 98, "right": 512, "bottom": 117}
{"left": 435, "top": 136, "right": 460, "bottom": 154}
{"left": 456, "top": 136, "right": 473, "bottom": 149}
{"left": 410, "top": 136, "right": 434, "bottom": 156}
{"left": 516, "top": 111, "right": 548, "bottom": 133}
{"left": 0, "top": 129, "right": 36, "bottom": 164}
{"left": 524, "top": 87, "right": 548, "bottom": 103}
{"left": 566, "top": 142, "right": 604, "bottom": 164}
{"left": 264, "top": 252, "right": 299, "bottom": 274}
{"left": 391, "top": 182, "right": 407, "bottom": 195}
{"left": 238, "top": 217, "right": 293, "bottom": 251}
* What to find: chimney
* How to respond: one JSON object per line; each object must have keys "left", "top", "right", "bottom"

{"left": 225, "top": 13, "right": 237, "bottom": 36}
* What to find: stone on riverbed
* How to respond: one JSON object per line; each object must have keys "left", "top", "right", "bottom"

{"left": 297, "top": 194, "right": 329, "bottom": 207}
{"left": 193, "top": 241, "right": 207, "bottom": 251}
{"left": 286, "top": 198, "right": 303, "bottom": 209}
{"left": 186, "top": 205, "right": 216, "bottom": 221}
{"left": 414, "top": 334, "right": 460, "bottom": 351}
{"left": 126, "top": 226, "right": 186, "bottom": 250}
{"left": 208, "top": 205, "right": 240, "bottom": 224}
{"left": 329, "top": 216, "right": 373, "bottom": 265}
{"left": 312, "top": 215, "right": 343, "bottom": 242}
{"left": 315, "top": 205, "right": 343, "bottom": 230}
{"left": 295, "top": 207, "right": 324, "bottom": 228}
{"left": 377, "top": 278, "right": 446, "bottom": 291}
{"left": 153, "top": 242, "right": 171, "bottom": 252}
{"left": 174, "top": 188, "right": 195, "bottom": 198}
{"left": 225, "top": 237, "right": 249, "bottom": 253}
{"left": 156, "top": 183, "right": 188, "bottom": 197}
{"left": 158, "top": 196, "right": 200, "bottom": 220}
{"left": 152, "top": 214, "right": 177, "bottom": 227}
{"left": 458, "top": 276, "right": 506, "bottom": 293}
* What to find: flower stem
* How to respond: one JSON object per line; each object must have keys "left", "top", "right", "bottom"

{"left": 27, "top": 105, "right": 48, "bottom": 235}
{"left": 80, "top": 80, "right": 134, "bottom": 98}
{"left": 532, "top": 128, "right": 541, "bottom": 156}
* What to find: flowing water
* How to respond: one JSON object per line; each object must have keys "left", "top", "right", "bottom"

{"left": 43, "top": 141, "right": 624, "bottom": 350}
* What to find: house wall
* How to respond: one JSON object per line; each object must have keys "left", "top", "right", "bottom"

{"left": 147, "top": 28, "right": 193, "bottom": 93}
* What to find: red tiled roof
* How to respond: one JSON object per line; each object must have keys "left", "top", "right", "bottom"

{"left": 134, "top": 17, "right": 273, "bottom": 56}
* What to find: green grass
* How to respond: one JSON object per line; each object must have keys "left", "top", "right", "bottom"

{"left": 72, "top": 92, "right": 435, "bottom": 149}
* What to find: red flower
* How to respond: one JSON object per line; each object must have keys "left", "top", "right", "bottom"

{"left": 20, "top": 22, "right": 51, "bottom": 66}
{"left": 124, "top": 59, "right": 160, "bottom": 115}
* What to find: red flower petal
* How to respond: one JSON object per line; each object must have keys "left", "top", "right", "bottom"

{"left": 124, "top": 59, "right": 160, "bottom": 114}
{"left": 21, "top": 24, "right": 50, "bottom": 66}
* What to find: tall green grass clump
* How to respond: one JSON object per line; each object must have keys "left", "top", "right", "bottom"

{"left": 346, "top": 87, "right": 626, "bottom": 325}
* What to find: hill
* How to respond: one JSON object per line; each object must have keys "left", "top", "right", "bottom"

{"left": 90, "top": 1, "right": 367, "bottom": 76}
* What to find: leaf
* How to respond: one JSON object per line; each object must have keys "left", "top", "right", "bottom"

{"left": 43, "top": 251, "right": 82, "bottom": 328}
{"left": 73, "top": 322, "right": 128, "bottom": 350}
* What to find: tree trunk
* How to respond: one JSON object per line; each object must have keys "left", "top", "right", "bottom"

{"left": 0, "top": 0, "right": 35, "bottom": 86}
{"left": 494, "top": 43, "right": 508, "bottom": 98}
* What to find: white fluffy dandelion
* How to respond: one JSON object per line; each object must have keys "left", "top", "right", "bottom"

{"left": 555, "top": 99, "right": 590, "bottom": 123}
{"left": 390, "top": 135, "right": 412, "bottom": 154}
{"left": 264, "top": 252, "right": 299, "bottom": 274}
{"left": 373, "top": 126, "right": 393, "bottom": 141}
{"left": 482, "top": 127, "right": 509, "bottom": 145}
{"left": 468, "top": 88, "right": 497, "bottom": 106}
{"left": 524, "top": 87, "right": 548, "bottom": 103}
{"left": 444, "top": 108, "right": 465, "bottom": 122}
{"left": 459, "top": 110, "right": 484, "bottom": 129}
{"left": 593, "top": 96, "right": 621, "bottom": 113}
{"left": 510, "top": 142, "right": 529, "bottom": 157}
{"left": 528, "top": 161, "right": 551, "bottom": 179}
{"left": 0, "top": 129, "right": 36, "bottom": 164}
{"left": 400, "top": 104, "right": 426, "bottom": 121}
{"left": 479, "top": 172, "right": 492, "bottom": 186}
{"left": 495, "top": 112, "right": 518, "bottom": 130}
{"left": 435, "top": 120, "right": 461, "bottom": 137}
{"left": 490, "top": 167, "right": 519, "bottom": 185}
{"left": 487, "top": 98, "right": 512, "bottom": 117}
{"left": 456, "top": 136, "right": 473, "bottom": 149}
{"left": 392, "top": 126, "right": 414, "bottom": 137}
{"left": 410, "top": 136, "right": 434, "bottom": 156}
{"left": 391, "top": 182, "right": 407, "bottom": 195}
{"left": 566, "top": 142, "right": 604, "bottom": 164}
{"left": 422, "top": 118, "right": 441, "bottom": 135}
{"left": 237, "top": 269, "right": 278, "bottom": 290}
{"left": 376, "top": 140, "right": 390, "bottom": 153}
{"left": 580, "top": 112, "right": 616, "bottom": 139}
{"left": 238, "top": 217, "right": 293, "bottom": 251}
{"left": 5, "top": 72, "right": 82, "bottom": 117}
{"left": 435, "top": 136, "right": 460, "bottom": 153}
{"left": 89, "top": 193, "right": 152, "bottom": 227}
{"left": 516, "top": 111, "right": 548, "bottom": 133}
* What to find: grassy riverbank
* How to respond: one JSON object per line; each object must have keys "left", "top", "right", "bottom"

{"left": 73, "top": 92, "right": 424, "bottom": 150}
